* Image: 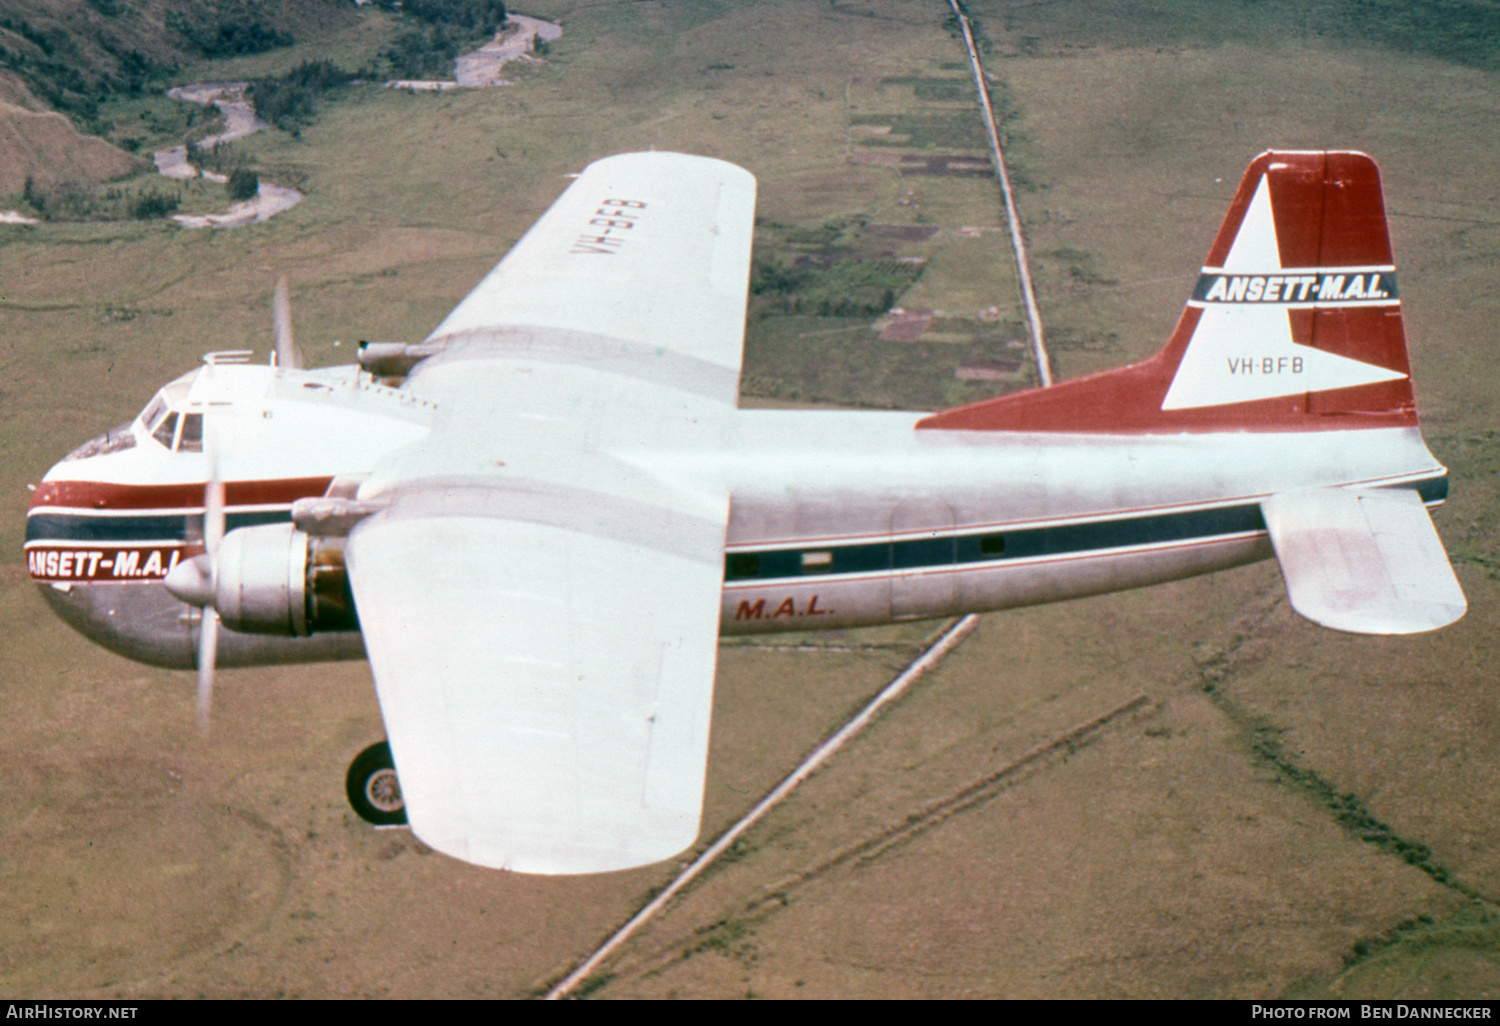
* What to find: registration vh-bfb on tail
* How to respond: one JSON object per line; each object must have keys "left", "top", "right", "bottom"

{"left": 24, "top": 149, "right": 1465, "bottom": 875}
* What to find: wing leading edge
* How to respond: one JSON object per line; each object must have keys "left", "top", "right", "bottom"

{"left": 427, "top": 151, "right": 756, "bottom": 381}
{"left": 1263, "top": 487, "right": 1466, "bottom": 635}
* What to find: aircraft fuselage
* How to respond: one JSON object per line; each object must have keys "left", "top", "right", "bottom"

{"left": 25, "top": 359, "right": 1447, "bottom": 670}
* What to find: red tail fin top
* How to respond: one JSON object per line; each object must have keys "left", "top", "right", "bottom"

{"left": 918, "top": 151, "right": 1418, "bottom": 433}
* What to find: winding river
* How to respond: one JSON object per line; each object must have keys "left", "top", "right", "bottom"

{"left": 158, "top": 15, "right": 561, "bottom": 229}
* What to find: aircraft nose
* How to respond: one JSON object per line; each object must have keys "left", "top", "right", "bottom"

{"left": 28, "top": 479, "right": 68, "bottom": 512}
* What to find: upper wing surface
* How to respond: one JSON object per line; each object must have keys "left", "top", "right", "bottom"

{"left": 425, "top": 151, "right": 757, "bottom": 377}
{"left": 1262, "top": 487, "right": 1466, "bottom": 634}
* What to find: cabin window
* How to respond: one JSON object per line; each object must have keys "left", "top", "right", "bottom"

{"left": 725, "top": 552, "right": 760, "bottom": 579}
{"left": 800, "top": 550, "right": 834, "bottom": 573}
{"left": 151, "top": 412, "right": 179, "bottom": 449}
{"left": 979, "top": 534, "right": 1005, "bottom": 556}
{"left": 178, "top": 413, "right": 203, "bottom": 452}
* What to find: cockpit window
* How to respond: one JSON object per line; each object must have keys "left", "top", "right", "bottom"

{"left": 141, "top": 396, "right": 168, "bottom": 434}
{"left": 152, "top": 412, "right": 179, "bottom": 449}
{"left": 178, "top": 413, "right": 203, "bottom": 452}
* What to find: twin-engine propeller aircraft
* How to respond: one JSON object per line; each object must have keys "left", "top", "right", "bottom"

{"left": 25, "top": 150, "right": 1465, "bottom": 875}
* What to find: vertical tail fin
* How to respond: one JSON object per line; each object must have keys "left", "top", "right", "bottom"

{"left": 918, "top": 151, "right": 1419, "bottom": 433}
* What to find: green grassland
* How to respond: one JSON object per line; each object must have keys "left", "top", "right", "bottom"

{"left": 3, "top": 0, "right": 1500, "bottom": 1000}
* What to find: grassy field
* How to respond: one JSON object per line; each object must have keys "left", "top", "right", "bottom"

{"left": 2, "top": 0, "right": 1499, "bottom": 999}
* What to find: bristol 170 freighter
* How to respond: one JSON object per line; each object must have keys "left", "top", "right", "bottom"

{"left": 25, "top": 150, "right": 1464, "bottom": 875}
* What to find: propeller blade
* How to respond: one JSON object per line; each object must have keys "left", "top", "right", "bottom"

{"left": 204, "top": 473, "right": 225, "bottom": 556}
{"left": 272, "top": 276, "right": 304, "bottom": 370}
{"left": 196, "top": 609, "right": 218, "bottom": 737}
{"left": 195, "top": 407, "right": 226, "bottom": 735}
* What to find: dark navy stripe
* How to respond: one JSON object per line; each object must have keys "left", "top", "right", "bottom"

{"left": 25, "top": 510, "right": 290, "bottom": 543}
{"left": 1416, "top": 474, "right": 1448, "bottom": 503}
{"left": 724, "top": 477, "right": 1447, "bottom": 583}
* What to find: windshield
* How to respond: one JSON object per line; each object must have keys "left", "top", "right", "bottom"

{"left": 146, "top": 410, "right": 206, "bottom": 453}
{"left": 178, "top": 412, "right": 203, "bottom": 452}
{"left": 139, "top": 375, "right": 196, "bottom": 449}
{"left": 141, "top": 395, "right": 168, "bottom": 434}
{"left": 151, "top": 411, "right": 178, "bottom": 449}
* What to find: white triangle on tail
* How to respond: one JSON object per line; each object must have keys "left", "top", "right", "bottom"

{"left": 1219, "top": 172, "right": 1281, "bottom": 271}
{"left": 1162, "top": 305, "right": 1408, "bottom": 410}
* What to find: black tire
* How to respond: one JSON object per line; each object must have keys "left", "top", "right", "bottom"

{"left": 346, "top": 740, "right": 407, "bottom": 826}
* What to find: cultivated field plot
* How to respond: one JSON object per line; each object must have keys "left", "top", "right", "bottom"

{"left": 2, "top": 0, "right": 1498, "bottom": 999}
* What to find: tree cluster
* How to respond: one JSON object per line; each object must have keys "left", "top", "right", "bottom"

{"left": 751, "top": 257, "right": 920, "bottom": 319}
{"left": 166, "top": 12, "right": 293, "bottom": 58}
{"left": 381, "top": 0, "right": 508, "bottom": 35}
{"left": 22, "top": 177, "right": 181, "bottom": 222}
{"left": 227, "top": 168, "right": 259, "bottom": 202}
{"left": 182, "top": 141, "right": 260, "bottom": 201}
{"left": 375, "top": 0, "right": 508, "bottom": 79}
{"left": 249, "top": 60, "right": 354, "bottom": 134}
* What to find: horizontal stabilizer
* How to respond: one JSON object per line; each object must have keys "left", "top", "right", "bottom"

{"left": 1262, "top": 488, "right": 1466, "bottom": 635}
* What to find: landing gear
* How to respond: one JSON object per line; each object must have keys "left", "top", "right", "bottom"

{"left": 346, "top": 740, "right": 407, "bottom": 826}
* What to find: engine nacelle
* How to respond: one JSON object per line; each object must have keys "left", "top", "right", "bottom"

{"left": 213, "top": 523, "right": 358, "bottom": 636}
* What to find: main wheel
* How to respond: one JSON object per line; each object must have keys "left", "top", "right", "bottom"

{"left": 346, "top": 740, "right": 407, "bottom": 826}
